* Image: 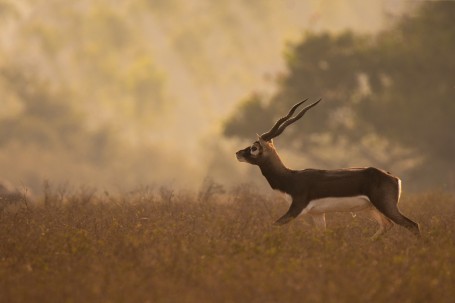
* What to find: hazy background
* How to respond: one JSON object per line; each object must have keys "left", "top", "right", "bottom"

{"left": 0, "top": 0, "right": 453, "bottom": 193}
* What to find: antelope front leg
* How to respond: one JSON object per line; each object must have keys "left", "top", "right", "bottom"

{"left": 274, "top": 198, "right": 307, "bottom": 225}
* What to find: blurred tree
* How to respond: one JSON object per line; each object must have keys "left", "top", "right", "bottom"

{"left": 224, "top": 1, "right": 455, "bottom": 190}
{"left": 355, "top": 2, "right": 455, "bottom": 188}
{"left": 0, "top": 68, "right": 113, "bottom": 165}
{"left": 224, "top": 93, "right": 274, "bottom": 139}
{"left": 0, "top": 0, "right": 169, "bottom": 183}
{"left": 224, "top": 30, "right": 375, "bottom": 152}
{"left": 0, "top": 0, "right": 195, "bottom": 190}
{"left": 2, "top": 1, "right": 167, "bottom": 132}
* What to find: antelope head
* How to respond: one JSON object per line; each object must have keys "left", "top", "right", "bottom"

{"left": 235, "top": 99, "right": 321, "bottom": 166}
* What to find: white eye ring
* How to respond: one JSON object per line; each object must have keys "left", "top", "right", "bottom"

{"left": 250, "top": 145, "right": 260, "bottom": 156}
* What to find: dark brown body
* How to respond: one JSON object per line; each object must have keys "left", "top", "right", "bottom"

{"left": 236, "top": 100, "right": 420, "bottom": 237}
{"left": 236, "top": 139, "right": 420, "bottom": 236}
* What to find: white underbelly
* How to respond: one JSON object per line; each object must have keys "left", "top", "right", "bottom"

{"left": 301, "top": 195, "right": 372, "bottom": 215}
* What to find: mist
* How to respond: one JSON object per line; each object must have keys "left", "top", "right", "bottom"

{"left": 0, "top": 0, "right": 416, "bottom": 193}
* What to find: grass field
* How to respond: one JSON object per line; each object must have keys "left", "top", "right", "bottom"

{"left": 1, "top": 184, "right": 454, "bottom": 303}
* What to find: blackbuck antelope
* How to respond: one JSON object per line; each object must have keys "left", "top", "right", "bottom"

{"left": 236, "top": 99, "right": 420, "bottom": 239}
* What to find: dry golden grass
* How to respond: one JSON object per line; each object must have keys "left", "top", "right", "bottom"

{"left": 1, "top": 184, "right": 454, "bottom": 303}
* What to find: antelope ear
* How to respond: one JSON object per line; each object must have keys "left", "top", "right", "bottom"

{"left": 257, "top": 135, "right": 270, "bottom": 146}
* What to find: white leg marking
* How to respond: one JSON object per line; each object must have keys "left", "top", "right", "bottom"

{"left": 298, "top": 196, "right": 396, "bottom": 239}
{"left": 311, "top": 213, "right": 326, "bottom": 230}
{"left": 302, "top": 196, "right": 372, "bottom": 215}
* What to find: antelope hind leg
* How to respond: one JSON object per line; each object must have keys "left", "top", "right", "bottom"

{"left": 369, "top": 208, "right": 394, "bottom": 240}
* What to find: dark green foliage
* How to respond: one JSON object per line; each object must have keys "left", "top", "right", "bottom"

{"left": 223, "top": 94, "right": 274, "bottom": 139}
{"left": 356, "top": 3, "right": 455, "bottom": 187}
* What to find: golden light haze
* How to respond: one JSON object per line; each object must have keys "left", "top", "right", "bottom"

{"left": 0, "top": 0, "right": 409, "bottom": 192}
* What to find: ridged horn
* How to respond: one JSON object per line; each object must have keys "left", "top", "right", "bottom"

{"left": 261, "top": 99, "right": 321, "bottom": 141}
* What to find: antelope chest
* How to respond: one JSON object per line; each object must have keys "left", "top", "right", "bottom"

{"left": 301, "top": 195, "right": 372, "bottom": 215}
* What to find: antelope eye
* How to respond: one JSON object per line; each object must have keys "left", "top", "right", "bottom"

{"left": 251, "top": 146, "right": 257, "bottom": 152}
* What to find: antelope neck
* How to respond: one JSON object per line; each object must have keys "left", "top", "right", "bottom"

{"left": 258, "top": 154, "right": 294, "bottom": 193}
